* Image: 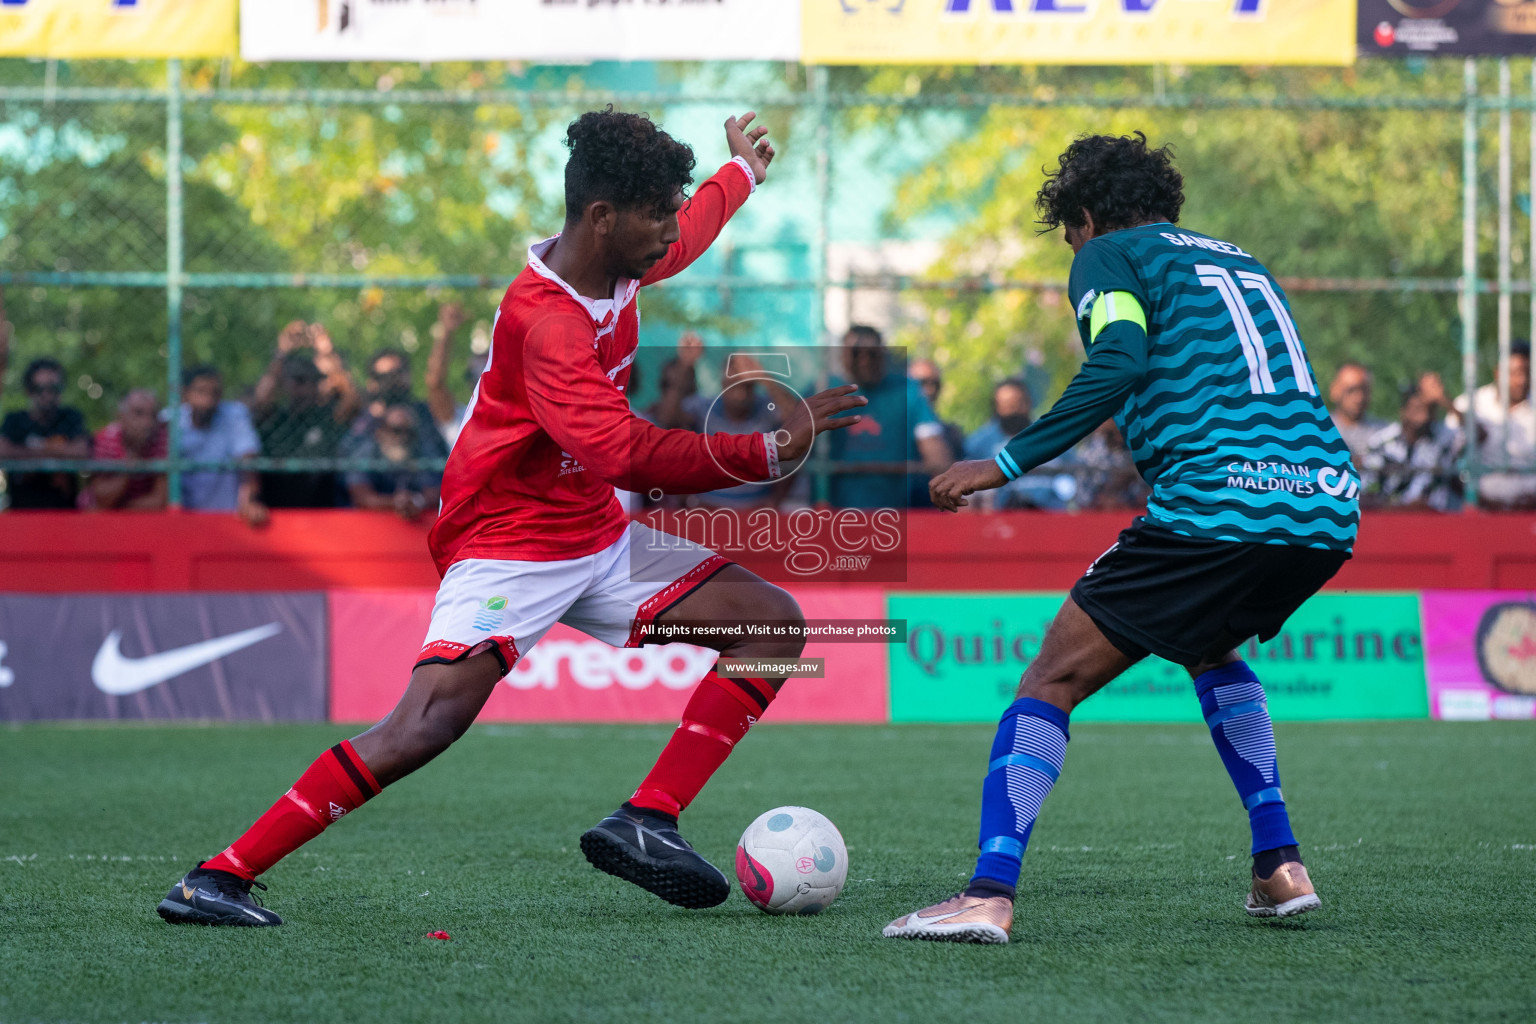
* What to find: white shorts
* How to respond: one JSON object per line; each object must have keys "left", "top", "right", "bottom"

{"left": 416, "top": 522, "right": 730, "bottom": 675}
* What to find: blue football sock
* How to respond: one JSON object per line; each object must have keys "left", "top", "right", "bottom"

{"left": 1194, "top": 660, "right": 1297, "bottom": 856}
{"left": 969, "top": 696, "right": 1070, "bottom": 892}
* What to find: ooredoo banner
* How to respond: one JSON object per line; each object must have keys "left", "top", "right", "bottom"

{"left": 0, "top": 0, "right": 237, "bottom": 58}
{"left": 888, "top": 592, "right": 1428, "bottom": 723}
{"left": 801, "top": 0, "right": 1356, "bottom": 67}
{"left": 1360, "top": 0, "right": 1536, "bottom": 56}
{"left": 1423, "top": 590, "right": 1536, "bottom": 721}
{"left": 241, "top": 0, "right": 801, "bottom": 62}
{"left": 0, "top": 593, "right": 326, "bottom": 721}
{"left": 328, "top": 586, "right": 887, "bottom": 723}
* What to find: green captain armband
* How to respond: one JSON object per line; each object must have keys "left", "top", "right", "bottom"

{"left": 1088, "top": 291, "right": 1146, "bottom": 343}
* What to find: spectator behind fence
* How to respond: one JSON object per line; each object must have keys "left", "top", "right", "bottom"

{"left": 352, "top": 347, "right": 450, "bottom": 466}
{"left": 86, "top": 388, "right": 167, "bottom": 511}
{"left": 1075, "top": 419, "right": 1149, "bottom": 511}
{"left": 424, "top": 302, "right": 486, "bottom": 448}
{"left": 0, "top": 356, "right": 89, "bottom": 509}
{"left": 345, "top": 403, "right": 442, "bottom": 521}
{"left": 690, "top": 355, "right": 787, "bottom": 510}
{"left": 1327, "top": 361, "right": 1384, "bottom": 466}
{"left": 179, "top": 365, "right": 268, "bottom": 526}
{"left": 646, "top": 332, "right": 705, "bottom": 429}
{"left": 251, "top": 322, "right": 360, "bottom": 508}
{"left": 963, "top": 378, "right": 1076, "bottom": 510}
{"left": 908, "top": 357, "right": 966, "bottom": 463}
{"left": 1361, "top": 379, "right": 1462, "bottom": 511}
{"left": 827, "top": 325, "right": 952, "bottom": 509}
{"left": 1449, "top": 340, "right": 1536, "bottom": 510}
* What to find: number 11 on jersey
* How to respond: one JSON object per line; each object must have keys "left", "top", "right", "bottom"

{"left": 1196, "top": 264, "right": 1317, "bottom": 397}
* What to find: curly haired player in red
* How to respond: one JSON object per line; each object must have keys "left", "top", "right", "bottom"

{"left": 156, "top": 108, "right": 866, "bottom": 926}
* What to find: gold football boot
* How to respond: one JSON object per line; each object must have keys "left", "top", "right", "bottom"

{"left": 883, "top": 894, "right": 1013, "bottom": 944}
{"left": 1245, "top": 861, "right": 1321, "bottom": 918}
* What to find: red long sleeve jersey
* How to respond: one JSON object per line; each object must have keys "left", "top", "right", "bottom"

{"left": 428, "top": 161, "right": 776, "bottom": 575}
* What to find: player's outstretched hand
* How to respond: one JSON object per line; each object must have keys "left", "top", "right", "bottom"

{"left": 725, "top": 111, "right": 775, "bottom": 184}
{"left": 775, "top": 384, "right": 865, "bottom": 463}
{"left": 929, "top": 459, "right": 1008, "bottom": 513}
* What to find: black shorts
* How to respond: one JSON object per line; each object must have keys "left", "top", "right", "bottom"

{"left": 1070, "top": 519, "right": 1349, "bottom": 667}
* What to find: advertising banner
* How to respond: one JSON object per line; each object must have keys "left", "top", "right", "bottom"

{"left": 241, "top": 0, "right": 801, "bottom": 63}
{"left": 329, "top": 586, "right": 888, "bottom": 723}
{"left": 1360, "top": 0, "right": 1536, "bottom": 56}
{"left": 0, "top": 593, "right": 326, "bottom": 721}
{"left": 801, "top": 0, "right": 1355, "bottom": 67}
{"left": 0, "top": 0, "right": 237, "bottom": 58}
{"left": 1423, "top": 590, "right": 1536, "bottom": 720}
{"left": 889, "top": 592, "right": 1427, "bottom": 723}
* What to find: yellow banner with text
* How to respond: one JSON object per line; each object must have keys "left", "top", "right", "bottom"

{"left": 0, "top": 0, "right": 237, "bottom": 58}
{"left": 802, "top": 0, "right": 1356, "bottom": 66}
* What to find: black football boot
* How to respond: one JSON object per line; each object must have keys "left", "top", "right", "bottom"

{"left": 580, "top": 802, "right": 730, "bottom": 909}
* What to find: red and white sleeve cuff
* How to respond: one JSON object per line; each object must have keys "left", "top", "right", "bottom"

{"left": 762, "top": 431, "right": 782, "bottom": 479}
{"left": 729, "top": 156, "right": 758, "bottom": 195}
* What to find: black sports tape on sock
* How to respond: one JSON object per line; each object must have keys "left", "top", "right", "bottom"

{"left": 1253, "top": 845, "right": 1302, "bottom": 879}
{"left": 963, "top": 877, "right": 1017, "bottom": 901}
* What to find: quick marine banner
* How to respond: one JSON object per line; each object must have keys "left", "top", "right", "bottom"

{"left": 889, "top": 591, "right": 1427, "bottom": 723}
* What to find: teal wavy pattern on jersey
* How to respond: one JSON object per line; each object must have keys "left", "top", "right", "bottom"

{"left": 1068, "top": 224, "right": 1359, "bottom": 551}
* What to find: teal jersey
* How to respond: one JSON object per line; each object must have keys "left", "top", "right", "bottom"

{"left": 828, "top": 370, "right": 941, "bottom": 509}
{"left": 999, "top": 223, "right": 1359, "bottom": 552}
{"left": 1074, "top": 223, "right": 1358, "bottom": 550}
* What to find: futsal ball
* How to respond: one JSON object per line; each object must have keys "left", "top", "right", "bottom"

{"left": 735, "top": 806, "right": 848, "bottom": 915}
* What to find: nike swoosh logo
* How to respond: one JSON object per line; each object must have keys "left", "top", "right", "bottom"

{"left": 743, "top": 854, "right": 769, "bottom": 893}
{"left": 188, "top": 886, "right": 267, "bottom": 922}
{"left": 91, "top": 623, "right": 283, "bottom": 696}
{"left": 635, "top": 823, "right": 687, "bottom": 851}
{"left": 915, "top": 907, "right": 968, "bottom": 924}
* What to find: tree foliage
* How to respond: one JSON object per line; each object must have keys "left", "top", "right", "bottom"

{"left": 0, "top": 58, "right": 1526, "bottom": 434}
{"left": 844, "top": 62, "right": 1525, "bottom": 432}
{"left": 0, "top": 59, "right": 688, "bottom": 421}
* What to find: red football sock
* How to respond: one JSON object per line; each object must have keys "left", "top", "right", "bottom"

{"left": 631, "top": 671, "right": 776, "bottom": 818}
{"left": 203, "top": 740, "right": 382, "bottom": 880}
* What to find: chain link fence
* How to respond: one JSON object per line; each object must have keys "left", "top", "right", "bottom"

{"left": 0, "top": 58, "right": 1532, "bottom": 513}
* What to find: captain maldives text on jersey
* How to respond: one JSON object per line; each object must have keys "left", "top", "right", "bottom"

{"left": 1224, "top": 461, "right": 1360, "bottom": 498}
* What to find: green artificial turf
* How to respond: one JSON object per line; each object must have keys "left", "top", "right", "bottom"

{"left": 1, "top": 720, "right": 1532, "bottom": 1023}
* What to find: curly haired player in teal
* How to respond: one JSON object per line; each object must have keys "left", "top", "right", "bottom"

{"left": 885, "top": 132, "right": 1360, "bottom": 944}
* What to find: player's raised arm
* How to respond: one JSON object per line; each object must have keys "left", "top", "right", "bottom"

{"left": 640, "top": 112, "right": 773, "bottom": 286}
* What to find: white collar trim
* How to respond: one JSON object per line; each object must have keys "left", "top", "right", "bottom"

{"left": 526, "top": 234, "right": 640, "bottom": 330}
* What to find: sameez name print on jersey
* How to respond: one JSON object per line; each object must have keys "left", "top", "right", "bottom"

{"left": 1067, "top": 223, "right": 1359, "bottom": 552}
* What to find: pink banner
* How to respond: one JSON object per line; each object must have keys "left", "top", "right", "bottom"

{"left": 1423, "top": 590, "right": 1536, "bottom": 721}
{"left": 329, "top": 585, "right": 888, "bottom": 723}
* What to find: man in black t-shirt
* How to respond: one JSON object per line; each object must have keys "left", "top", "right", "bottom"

{"left": 0, "top": 357, "right": 89, "bottom": 509}
{"left": 250, "top": 322, "right": 360, "bottom": 508}
{"left": 349, "top": 346, "right": 449, "bottom": 465}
